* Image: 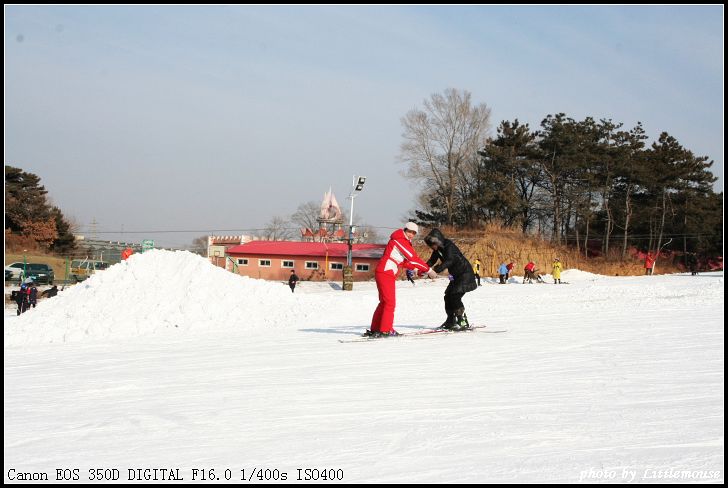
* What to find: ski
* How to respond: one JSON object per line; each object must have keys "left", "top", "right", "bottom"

{"left": 338, "top": 325, "right": 506, "bottom": 343}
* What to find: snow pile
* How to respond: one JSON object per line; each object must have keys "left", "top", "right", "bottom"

{"left": 560, "top": 268, "right": 605, "bottom": 281}
{"left": 5, "top": 250, "right": 316, "bottom": 346}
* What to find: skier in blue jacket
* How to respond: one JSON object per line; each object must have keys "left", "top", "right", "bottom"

{"left": 498, "top": 262, "right": 508, "bottom": 284}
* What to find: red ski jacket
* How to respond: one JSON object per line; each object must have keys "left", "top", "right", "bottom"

{"left": 375, "top": 229, "right": 431, "bottom": 276}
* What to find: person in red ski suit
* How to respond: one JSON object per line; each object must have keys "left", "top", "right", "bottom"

{"left": 505, "top": 261, "right": 515, "bottom": 280}
{"left": 644, "top": 252, "right": 655, "bottom": 275}
{"left": 523, "top": 261, "right": 541, "bottom": 283}
{"left": 365, "top": 222, "right": 437, "bottom": 338}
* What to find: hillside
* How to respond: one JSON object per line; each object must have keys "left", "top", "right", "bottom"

{"left": 413, "top": 224, "right": 679, "bottom": 278}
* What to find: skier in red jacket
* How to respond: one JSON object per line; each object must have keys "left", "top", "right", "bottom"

{"left": 364, "top": 222, "right": 437, "bottom": 338}
{"left": 505, "top": 261, "right": 515, "bottom": 280}
{"left": 523, "top": 261, "right": 545, "bottom": 283}
{"left": 644, "top": 252, "right": 655, "bottom": 275}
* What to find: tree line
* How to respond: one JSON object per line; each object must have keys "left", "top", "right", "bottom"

{"left": 401, "top": 89, "right": 722, "bottom": 259}
{"left": 5, "top": 165, "right": 77, "bottom": 254}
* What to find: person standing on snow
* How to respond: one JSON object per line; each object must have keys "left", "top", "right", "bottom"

{"left": 498, "top": 262, "right": 509, "bottom": 284}
{"left": 523, "top": 261, "right": 536, "bottom": 283}
{"left": 505, "top": 261, "right": 515, "bottom": 281}
{"left": 15, "top": 280, "right": 31, "bottom": 315}
{"left": 365, "top": 222, "right": 437, "bottom": 338}
{"left": 644, "top": 252, "right": 655, "bottom": 275}
{"left": 473, "top": 258, "right": 482, "bottom": 286}
{"left": 29, "top": 282, "right": 38, "bottom": 308}
{"left": 552, "top": 258, "right": 562, "bottom": 284}
{"left": 405, "top": 268, "right": 416, "bottom": 286}
{"left": 423, "top": 228, "right": 478, "bottom": 330}
{"left": 288, "top": 270, "right": 299, "bottom": 293}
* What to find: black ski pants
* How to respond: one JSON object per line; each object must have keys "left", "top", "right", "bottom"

{"left": 444, "top": 292, "right": 465, "bottom": 312}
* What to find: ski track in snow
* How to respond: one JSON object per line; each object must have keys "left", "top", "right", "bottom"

{"left": 4, "top": 250, "right": 724, "bottom": 483}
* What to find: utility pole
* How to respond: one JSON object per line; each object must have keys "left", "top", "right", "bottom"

{"left": 343, "top": 176, "right": 366, "bottom": 291}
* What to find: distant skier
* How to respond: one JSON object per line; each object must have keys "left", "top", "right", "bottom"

{"left": 288, "top": 270, "right": 299, "bottom": 293}
{"left": 424, "top": 228, "right": 477, "bottom": 330}
{"left": 405, "top": 268, "right": 416, "bottom": 286}
{"left": 524, "top": 261, "right": 545, "bottom": 283}
{"left": 523, "top": 261, "right": 536, "bottom": 283}
{"left": 29, "top": 282, "right": 38, "bottom": 308}
{"left": 15, "top": 281, "right": 31, "bottom": 315}
{"left": 644, "top": 252, "right": 655, "bottom": 275}
{"left": 505, "top": 261, "right": 515, "bottom": 280}
{"left": 687, "top": 253, "right": 699, "bottom": 276}
{"left": 473, "top": 258, "right": 482, "bottom": 286}
{"left": 552, "top": 258, "right": 562, "bottom": 284}
{"left": 498, "top": 262, "right": 508, "bottom": 284}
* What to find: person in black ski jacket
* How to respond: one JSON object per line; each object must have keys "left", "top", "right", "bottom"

{"left": 423, "top": 228, "right": 478, "bottom": 329}
{"left": 15, "top": 282, "right": 31, "bottom": 315}
{"left": 29, "top": 283, "right": 38, "bottom": 308}
{"left": 288, "top": 270, "right": 299, "bottom": 293}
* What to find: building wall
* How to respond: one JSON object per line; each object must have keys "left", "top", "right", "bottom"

{"left": 207, "top": 235, "right": 254, "bottom": 268}
{"left": 229, "top": 253, "right": 378, "bottom": 281}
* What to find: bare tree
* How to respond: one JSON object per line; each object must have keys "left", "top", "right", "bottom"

{"left": 262, "top": 216, "right": 293, "bottom": 241}
{"left": 190, "top": 235, "right": 208, "bottom": 255}
{"left": 355, "top": 224, "right": 383, "bottom": 244}
{"left": 399, "top": 88, "right": 492, "bottom": 225}
{"left": 291, "top": 201, "right": 324, "bottom": 233}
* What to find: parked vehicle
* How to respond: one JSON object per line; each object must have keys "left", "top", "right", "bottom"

{"left": 4, "top": 262, "right": 26, "bottom": 280}
{"left": 4, "top": 262, "right": 55, "bottom": 284}
{"left": 5, "top": 263, "right": 55, "bottom": 285}
{"left": 25, "top": 263, "right": 55, "bottom": 284}
{"left": 70, "top": 260, "right": 109, "bottom": 282}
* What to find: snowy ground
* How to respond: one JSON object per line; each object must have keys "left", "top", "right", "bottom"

{"left": 4, "top": 250, "right": 724, "bottom": 483}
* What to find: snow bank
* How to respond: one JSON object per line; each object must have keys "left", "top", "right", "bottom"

{"left": 5, "top": 250, "right": 314, "bottom": 346}
{"left": 561, "top": 268, "right": 606, "bottom": 281}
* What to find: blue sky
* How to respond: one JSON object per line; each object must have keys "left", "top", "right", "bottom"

{"left": 5, "top": 5, "right": 723, "bottom": 247}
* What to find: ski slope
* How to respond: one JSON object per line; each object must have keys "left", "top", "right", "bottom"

{"left": 4, "top": 250, "right": 724, "bottom": 483}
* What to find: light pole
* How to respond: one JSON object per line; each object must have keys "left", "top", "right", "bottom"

{"left": 343, "top": 176, "right": 366, "bottom": 291}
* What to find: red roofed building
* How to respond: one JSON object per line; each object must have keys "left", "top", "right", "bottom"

{"left": 226, "top": 241, "right": 385, "bottom": 281}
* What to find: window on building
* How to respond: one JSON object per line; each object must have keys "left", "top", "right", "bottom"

{"left": 259, "top": 259, "right": 271, "bottom": 267}
{"left": 237, "top": 258, "right": 249, "bottom": 266}
{"left": 330, "top": 262, "right": 344, "bottom": 270}
{"left": 305, "top": 261, "right": 319, "bottom": 269}
{"left": 355, "top": 263, "right": 370, "bottom": 272}
{"left": 281, "top": 260, "right": 294, "bottom": 268}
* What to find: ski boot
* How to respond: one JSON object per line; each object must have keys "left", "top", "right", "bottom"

{"left": 454, "top": 307, "right": 470, "bottom": 330}
{"left": 439, "top": 309, "right": 458, "bottom": 330}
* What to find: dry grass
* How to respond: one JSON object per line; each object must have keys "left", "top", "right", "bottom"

{"left": 414, "top": 223, "right": 679, "bottom": 277}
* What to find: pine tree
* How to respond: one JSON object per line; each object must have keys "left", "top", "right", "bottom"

{"left": 5, "top": 165, "right": 76, "bottom": 253}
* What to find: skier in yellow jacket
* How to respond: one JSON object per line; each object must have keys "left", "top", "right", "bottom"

{"left": 552, "top": 258, "right": 562, "bottom": 284}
